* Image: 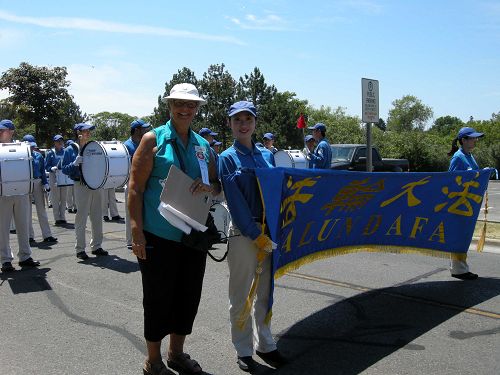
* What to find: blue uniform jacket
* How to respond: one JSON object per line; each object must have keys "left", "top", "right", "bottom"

{"left": 45, "top": 148, "right": 65, "bottom": 171}
{"left": 61, "top": 143, "right": 81, "bottom": 180}
{"left": 309, "top": 138, "right": 332, "bottom": 169}
{"left": 32, "top": 151, "right": 48, "bottom": 185}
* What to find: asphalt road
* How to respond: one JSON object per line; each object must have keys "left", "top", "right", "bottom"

{"left": 1, "top": 191, "right": 499, "bottom": 375}
{"left": 483, "top": 180, "right": 500, "bottom": 222}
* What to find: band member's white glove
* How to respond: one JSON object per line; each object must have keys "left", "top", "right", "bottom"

{"left": 44, "top": 184, "right": 50, "bottom": 192}
{"left": 72, "top": 155, "right": 83, "bottom": 166}
{"left": 50, "top": 166, "right": 58, "bottom": 172}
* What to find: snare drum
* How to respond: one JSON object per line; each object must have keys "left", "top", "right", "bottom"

{"left": 56, "top": 169, "right": 74, "bottom": 187}
{"left": 274, "top": 150, "right": 308, "bottom": 169}
{"left": 211, "top": 202, "right": 231, "bottom": 239}
{"left": 0, "top": 142, "right": 33, "bottom": 196}
{"left": 81, "top": 141, "right": 130, "bottom": 190}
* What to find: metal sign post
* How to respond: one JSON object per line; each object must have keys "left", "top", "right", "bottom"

{"left": 362, "top": 78, "right": 379, "bottom": 172}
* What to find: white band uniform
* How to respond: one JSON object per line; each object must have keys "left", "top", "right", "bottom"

{"left": 0, "top": 142, "right": 33, "bottom": 196}
{"left": 273, "top": 150, "right": 308, "bottom": 169}
{"left": 81, "top": 141, "right": 131, "bottom": 190}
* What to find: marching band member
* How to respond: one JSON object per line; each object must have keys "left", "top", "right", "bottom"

{"left": 45, "top": 134, "right": 68, "bottom": 225}
{"left": 64, "top": 139, "right": 77, "bottom": 214}
{"left": 218, "top": 101, "right": 286, "bottom": 371}
{"left": 0, "top": 120, "right": 40, "bottom": 272}
{"left": 306, "top": 123, "right": 332, "bottom": 169}
{"left": 303, "top": 135, "right": 316, "bottom": 169}
{"left": 447, "top": 127, "right": 484, "bottom": 280}
{"left": 123, "top": 119, "right": 151, "bottom": 247}
{"left": 262, "top": 133, "right": 278, "bottom": 154}
{"left": 62, "top": 123, "right": 108, "bottom": 260}
{"left": 23, "top": 135, "right": 58, "bottom": 244}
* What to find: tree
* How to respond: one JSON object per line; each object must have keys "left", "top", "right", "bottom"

{"left": 199, "top": 64, "right": 236, "bottom": 147}
{"left": 90, "top": 112, "right": 135, "bottom": 142}
{"left": 151, "top": 67, "right": 199, "bottom": 127}
{"left": 307, "top": 106, "right": 364, "bottom": 145}
{"left": 236, "top": 67, "right": 277, "bottom": 108}
{"left": 386, "top": 95, "right": 433, "bottom": 132}
{"left": 0, "top": 62, "right": 84, "bottom": 147}
{"left": 429, "top": 115, "right": 464, "bottom": 136}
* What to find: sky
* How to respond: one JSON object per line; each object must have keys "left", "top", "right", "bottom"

{"left": 0, "top": 0, "right": 499, "bottom": 124}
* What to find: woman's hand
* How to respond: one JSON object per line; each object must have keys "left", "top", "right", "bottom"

{"left": 190, "top": 177, "right": 213, "bottom": 195}
{"left": 131, "top": 232, "right": 147, "bottom": 260}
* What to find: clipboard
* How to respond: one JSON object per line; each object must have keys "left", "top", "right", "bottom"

{"left": 159, "top": 164, "right": 211, "bottom": 230}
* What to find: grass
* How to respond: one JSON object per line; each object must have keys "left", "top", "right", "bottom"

{"left": 474, "top": 220, "right": 500, "bottom": 240}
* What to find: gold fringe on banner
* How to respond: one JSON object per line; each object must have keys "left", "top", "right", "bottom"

{"left": 476, "top": 190, "right": 488, "bottom": 252}
{"left": 274, "top": 245, "right": 468, "bottom": 280}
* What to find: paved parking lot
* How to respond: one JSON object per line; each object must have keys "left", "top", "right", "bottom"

{"left": 1, "top": 191, "right": 499, "bottom": 375}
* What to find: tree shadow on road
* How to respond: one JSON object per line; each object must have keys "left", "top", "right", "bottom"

{"left": 0, "top": 267, "right": 52, "bottom": 294}
{"left": 269, "top": 277, "right": 500, "bottom": 375}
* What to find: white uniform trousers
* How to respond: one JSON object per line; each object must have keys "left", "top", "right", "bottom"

{"left": 227, "top": 227, "right": 277, "bottom": 357}
{"left": 49, "top": 172, "right": 68, "bottom": 221}
{"left": 124, "top": 185, "right": 131, "bottom": 246}
{"left": 450, "top": 256, "right": 470, "bottom": 275}
{"left": 66, "top": 185, "right": 76, "bottom": 210}
{"left": 29, "top": 180, "right": 53, "bottom": 240}
{"left": 102, "top": 188, "right": 119, "bottom": 218}
{"left": 0, "top": 195, "right": 32, "bottom": 264}
{"left": 74, "top": 183, "right": 103, "bottom": 253}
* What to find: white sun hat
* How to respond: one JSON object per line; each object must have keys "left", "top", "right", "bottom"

{"left": 162, "top": 83, "right": 207, "bottom": 105}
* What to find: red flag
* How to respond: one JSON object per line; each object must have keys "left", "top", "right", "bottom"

{"left": 296, "top": 114, "right": 306, "bottom": 129}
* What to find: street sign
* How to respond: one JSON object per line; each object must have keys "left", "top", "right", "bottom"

{"left": 362, "top": 78, "right": 379, "bottom": 123}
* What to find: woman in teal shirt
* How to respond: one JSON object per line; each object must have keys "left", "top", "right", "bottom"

{"left": 128, "top": 83, "right": 221, "bottom": 375}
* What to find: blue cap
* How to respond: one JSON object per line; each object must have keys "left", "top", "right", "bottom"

{"left": 53, "top": 134, "right": 63, "bottom": 141}
{"left": 263, "top": 132, "right": 274, "bottom": 140}
{"left": 227, "top": 101, "right": 257, "bottom": 117}
{"left": 22, "top": 134, "right": 36, "bottom": 142}
{"left": 210, "top": 139, "right": 222, "bottom": 147}
{"left": 199, "top": 127, "right": 218, "bottom": 136}
{"left": 74, "top": 123, "right": 95, "bottom": 131}
{"left": 308, "top": 122, "right": 326, "bottom": 132}
{"left": 0, "top": 119, "right": 15, "bottom": 130}
{"left": 131, "top": 119, "right": 151, "bottom": 130}
{"left": 458, "top": 127, "right": 484, "bottom": 140}
{"left": 305, "top": 135, "right": 314, "bottom": 142}
{"left": 65, "top": 139, "right": 74, "bottom": 146}
{"left": 28, "top": 141, "right": 37, "bottom": 148}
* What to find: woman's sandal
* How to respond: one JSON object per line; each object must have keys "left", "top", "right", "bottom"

{"left": 167, "top": 353, "right": 203, "bottom": 374}
{"left": 143, "top": 359, "right": 175, "bottom": 375}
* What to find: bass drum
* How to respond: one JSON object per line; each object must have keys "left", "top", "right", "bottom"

{"left": 0, "top": 142, "right": 33, "bottom": 196}
{"left": 211, "top": 202, "right": 231, "bottom": 240}
{"left": 81, "top": 141, "right": 130, "bottom": 190}
{"left": 274, "top": 150, "right": 308, "bottom": 169}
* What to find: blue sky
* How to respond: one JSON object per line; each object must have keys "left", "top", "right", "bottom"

{"left": 1, "top": 0, "right": 499, "bottom": 124}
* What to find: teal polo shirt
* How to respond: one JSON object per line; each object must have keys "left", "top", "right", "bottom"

{"left": 143, "top": 121, "right": 211, "bottom": 242}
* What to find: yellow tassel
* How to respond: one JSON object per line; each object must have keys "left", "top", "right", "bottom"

{"left": 237, "top": 272, "right": 260, "bottom": 330}
{"left": 476, "top": 190, "right": 488, "bottom": 252}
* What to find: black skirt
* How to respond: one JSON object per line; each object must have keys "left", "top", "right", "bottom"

{"left": 138, "top": 231, "right": 207, "bottom": 342}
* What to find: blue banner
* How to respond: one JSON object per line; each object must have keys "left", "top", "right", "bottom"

{"left": 255, "top": 168, "right": 490, "bottom": 281}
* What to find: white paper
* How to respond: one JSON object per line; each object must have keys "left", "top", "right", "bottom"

{"left": 158, "top": 202, "right": 192, "bottom": 234}
{"left": 165, "top": 204, "right": 208, "bottom": 232}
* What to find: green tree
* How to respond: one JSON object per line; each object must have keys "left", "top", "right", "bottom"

{"left": 90, "top": 112, "right": 135, "bottom": 142}
{"left": 387, "top": 95, "right": 434, "bottom": 132}
{"left": 236, "top": 67, "right": 277, "bottom": 107}
{"left": 429, "top": 115, "right": 464, "bottom": 136}
{"left": 307, "top": 106, "right": 364, "bottom": 145}
{"left": 0, "top": 62, "right": 84, "bottom": 147}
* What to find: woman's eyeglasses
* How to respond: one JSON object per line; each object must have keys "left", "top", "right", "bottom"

{"left": 172, "top": 100, "right": 198, "bottom": 109}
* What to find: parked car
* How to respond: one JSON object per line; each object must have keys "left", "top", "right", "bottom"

{"left": 330, "top": 144, "right": 409, "bottom": 172}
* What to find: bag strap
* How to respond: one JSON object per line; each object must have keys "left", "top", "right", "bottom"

{"left": 165, "top": 138, "right": 187, "bottom": 173}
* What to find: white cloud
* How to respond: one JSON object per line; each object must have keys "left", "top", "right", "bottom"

{"left": 67, "top": 64, "right": 159, "bottom": 117}
{"left": 228, "top": 13, "right": 288, "bottom": 31}
{"left": 0, "top": 9, "right": 244, "bottom": 45}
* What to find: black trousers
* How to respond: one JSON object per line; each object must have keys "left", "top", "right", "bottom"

{"left": 138, "top": 231, "right": 207, "bottom": 342}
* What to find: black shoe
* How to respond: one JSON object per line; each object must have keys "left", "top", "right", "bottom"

{"left": 43, "top": 236, "right": 58, "bottom": 243}
{"left": 237, "top": 356, "right": 256, "bottom": 372}
{"left": 256, "top": 350, "right": 287, "bottom": 368}
{"left": 452, "top": 272, "right": 478, "bottom": 280}
{"left": 111, "top": 215, "right": 123, "bottom": 221}
{"left": 92, "top": 248, "right": 108, "bottom": 256}
{"left": 48, "top": 204, "right": 53, "bottom": 208}
{"left": 103, "top": 216, "right": 110, "bottom": 221}
{"left": 9, "top": 229, "right": 16, "bottom": 234}
{"left": 67, "top": 208, "right": 74, "bottom": 213}
{"left": 18, "top": 257, "right": 40, "bottom": 268}
{"left": 1, "top": 262, "right": 15, "bottom": 272}
{"left": 55, "top": 220, "right": 65, "bottom": 225}
{"left": 76, "top": 251, "right": 89, "bottom": 260}
{"left": 29, "top": 238, "right": 36, "bottom": 244}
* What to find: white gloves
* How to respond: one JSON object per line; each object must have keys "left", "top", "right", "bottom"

{"left": 43, "top": 184, "right": 50, "bottom": 192}
{"left": 50, "top": 166, "right": 58, "bottom": 172}
{"left": 72, "top": 155, "right": 83, "bottom": 166}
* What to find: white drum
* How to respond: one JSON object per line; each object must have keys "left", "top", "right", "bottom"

{"left": 211, "top": 202, "right": 231, "bottom": 240}
{"left": 81, "top": 141, "right": 130, "bottom": 190}
{"left": 274, "top": 150, "right": 308, "bottom": 169}
{"left": 0, "top": 142, "right": 33, "bottom": 196}
{"left": 56, "top": 169, "right": 74, "bottom": 187}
